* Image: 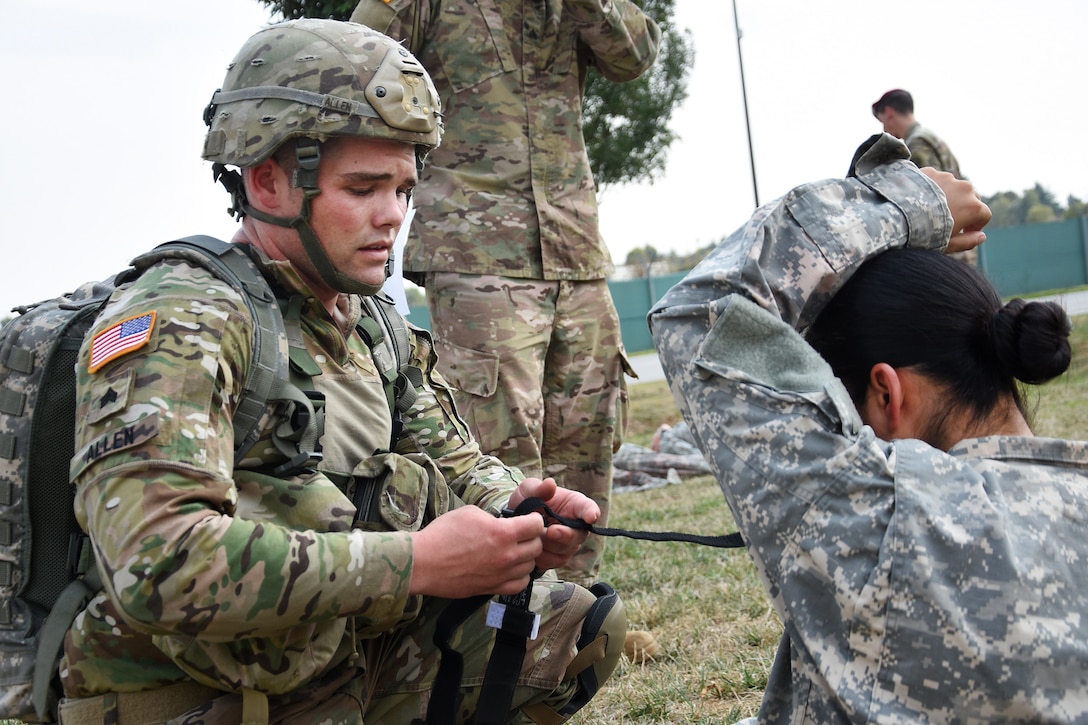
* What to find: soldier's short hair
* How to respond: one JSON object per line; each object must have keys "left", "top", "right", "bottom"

{"left": 872, "top": 89, "right": 914, "bottom": 118}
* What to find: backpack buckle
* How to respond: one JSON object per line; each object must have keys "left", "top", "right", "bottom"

{"left": 271, "top": 449, "right": 323, "bottom": 477}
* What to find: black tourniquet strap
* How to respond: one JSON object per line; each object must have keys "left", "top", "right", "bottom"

{"left": 502, "top": 497, "right": 746, "bottom": 549}
{"left": 427, "top": 593, "right": 492, "bottom": 724}
{"left": 427, "top": 579, "right": 542, "bottom": 725}
{"left": 425, "top": 497, "right": 744, "bottom": 724}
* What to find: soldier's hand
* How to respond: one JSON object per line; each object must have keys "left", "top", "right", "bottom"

{"left": 509, "top": 478, "right": 600, "bottom": 571}
{"left": 408, "top": 505, "right": 545, "bottom": 598}
{"left": 920, "top": 167, "right": 991, "bottom": 254}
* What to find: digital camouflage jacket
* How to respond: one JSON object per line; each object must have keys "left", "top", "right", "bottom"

{"left": 650, "top": 139, "right": 1088, "bottom": 723}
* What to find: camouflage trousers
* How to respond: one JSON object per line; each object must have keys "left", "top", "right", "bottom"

{"left": 425, "top": 273, "right": 631, "bottom": 586}
{"left": 64, "top": 578, "right": 595, "bottom": 725}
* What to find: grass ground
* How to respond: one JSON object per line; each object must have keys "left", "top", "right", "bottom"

{"left": 569, "top": 376, "right": 769, "bottom": 724}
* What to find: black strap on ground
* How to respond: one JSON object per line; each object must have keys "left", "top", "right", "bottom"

{"left": 503, "top": 497, "right": 746, "bottom": 549}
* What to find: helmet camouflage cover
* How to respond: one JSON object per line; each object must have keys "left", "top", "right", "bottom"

{"left": 202, "top": 18, "right": 442, "bottom": 167}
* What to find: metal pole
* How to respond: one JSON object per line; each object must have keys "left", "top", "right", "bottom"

{"left": 646, "top": 249, "right": 657, "bottom": 305}
{"left": 732, "top": 0, "right": 759, "bottom": 207}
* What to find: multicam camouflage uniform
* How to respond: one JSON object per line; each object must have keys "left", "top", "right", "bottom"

{"left": 649, "top": 136, "right": 1088, "bottom": 723}
{"left": 904, "top": 121, "right": 963, "bottom": 179}
{"left": 61, "top": 250, "right": 595, "bottom": 722}
{"left": 902, "top": 120, "right": 977, "bottom": 266}
{"left": 351, "top": 0, "right": 662, "bottom": 584}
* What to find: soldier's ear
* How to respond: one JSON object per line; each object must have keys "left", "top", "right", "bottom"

{"left": 861, "top": 363, "right": 903, "bottom": 440}
{"left": 244, "top": 157, "right": 294, "bottom": 212}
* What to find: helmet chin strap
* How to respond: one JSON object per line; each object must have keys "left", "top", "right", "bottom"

{"left": 214, "top": 139, "right": 389, "bottom": 297}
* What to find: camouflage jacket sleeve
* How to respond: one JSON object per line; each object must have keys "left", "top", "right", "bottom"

{"left": 648, "top": 139, "right": 955, "bottom": 540}
{"left": 72, "top": 261, "right": 415, "bottom": 644}
{"left": 352, "top": 0, "right": 661, "bottom": 81}
{"left": 652, "top": 140, "right": 953, "bottom": 334}
{"left": 564, "top": 0, "right": 661, "bottom": 81}
{"left": 398, "top": 326, "right": 522, "bottom": 514}
{"left": 350, "top": 0, "right": 426, "bottom": 54}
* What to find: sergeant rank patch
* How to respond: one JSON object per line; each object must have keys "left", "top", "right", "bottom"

{"left": 89, "top": 311, "right": 157, "bottom": 372}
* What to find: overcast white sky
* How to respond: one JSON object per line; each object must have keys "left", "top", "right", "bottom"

{"left": 2, "top": 0, "right": 1085, "bottom": 316}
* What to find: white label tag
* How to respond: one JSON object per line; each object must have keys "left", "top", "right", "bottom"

{"left": 485, "top": 601, "right": 508, "bottom": 629}
{"left": 485, "top": 601, "right": 541, "bottom": 640}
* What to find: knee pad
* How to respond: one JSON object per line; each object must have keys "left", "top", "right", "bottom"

{"left": 558, "top": 582, "right": 626, "bottom": 717}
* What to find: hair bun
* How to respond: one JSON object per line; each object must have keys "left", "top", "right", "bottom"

{"left": 991, "top": 299, "right": 1072, "bottom": 384}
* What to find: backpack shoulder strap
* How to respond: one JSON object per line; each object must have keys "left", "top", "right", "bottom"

{"left": 129, "top": 236, "right": 317, "bottom": 466}
{"left": 359, "top": 294, "right": 422, "bottom": 415}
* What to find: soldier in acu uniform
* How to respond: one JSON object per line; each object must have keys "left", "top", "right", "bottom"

{"left": 350, "top": 0, "right": 662, "bottom": 586}
{"left": 59, "top": 19, "right": 624, "bottom": 725}
{"left": 650, "top": 134, "right": 1088, "bottom": 723}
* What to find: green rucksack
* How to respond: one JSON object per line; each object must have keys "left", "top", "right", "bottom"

{"left": 0, "top": 235, "right": 418, "bottom": 722}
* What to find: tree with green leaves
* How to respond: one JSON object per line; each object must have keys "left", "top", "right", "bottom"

{"left": 983, "top": 183, "right": 1086, "bottom": 228}
{"left": 623, "top": 244, "right": 659, "bottom": 277}
{"left": 581, "top": 0, "right": 691, "bottom": 187}
{"left": 1066, "top": 195, "right": 1088, "bottom": 220}
{"left": 623, "top": 241, "right": 716, "bottom": 275}
{"left": 259, "top": 0, "right": 355, "bottom": 19}
{"left": 254, "top": 0, "right": 691, "bottom": 188}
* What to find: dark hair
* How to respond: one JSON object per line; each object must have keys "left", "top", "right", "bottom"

{"left": 805, "top": 249, "right": 1072, "bottom": 424}
{"left": 872, "top": 89, "right": 914, "bottom": 118}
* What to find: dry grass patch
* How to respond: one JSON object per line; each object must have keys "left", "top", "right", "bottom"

{"left": 574, "top": 474, "right": 777, "bottom": 724}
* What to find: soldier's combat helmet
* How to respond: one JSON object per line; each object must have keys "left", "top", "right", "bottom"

{"left": 201, "top": 19, "right": 443, "bottom": 295}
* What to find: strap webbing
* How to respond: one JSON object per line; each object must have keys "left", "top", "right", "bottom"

{"left": 427, "top": 594, "right": 492, "bottom": 724}
{"left": 358, "top": 295, "right": 421, "bottom": 449}
{"left": 426, "top": 584, "right": 539, "bottom": 725}
{"left": 504, "top": 497, "right": 746, "bottom": 549}
{"left": 33, "top": 567, "right": 101, "bottom": 720}
{"left": 241, "top": 687, "right": 270, "bottom": 725}
{"left": 134, "top": 236, "right": 288, "bottom": 462}
{"left": 474, "top": 580, "right": 538, "bottom": 725}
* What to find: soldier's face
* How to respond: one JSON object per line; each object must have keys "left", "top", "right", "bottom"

{"left": 875, "top": 108, "right": 906, "bottom": 139}
{"left": 293, "top": 137, "right": 417, "bottom": 292}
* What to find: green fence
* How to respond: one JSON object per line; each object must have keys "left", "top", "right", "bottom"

{"left": 980, "top": 216, "right": 1088, "bottom": 298}
{"left": 406, "top": 216, "right": 1088, "bottom": 355}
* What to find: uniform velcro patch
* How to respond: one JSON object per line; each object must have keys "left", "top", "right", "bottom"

{"left": 70, "top": 413, "right": 161, "bottom": 481}
{"left": 88, "top": 312, "right": 156, "bottom": 372}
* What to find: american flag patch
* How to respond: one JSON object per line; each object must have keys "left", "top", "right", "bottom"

{"left": 88, "top": 311, "right": 157, "bottom": 373}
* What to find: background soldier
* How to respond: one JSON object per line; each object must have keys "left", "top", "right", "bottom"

{"left": 871, "top": 88, "right": 963, "bottom": 177}
{"left": 351, "top": 0, "right": 662, "bottom": 587}
{"left": 872, "top": 88, "right": 974, "bottom": 266}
